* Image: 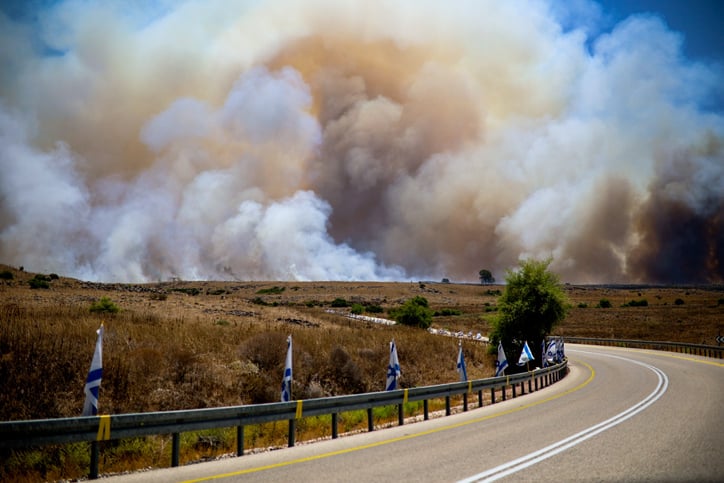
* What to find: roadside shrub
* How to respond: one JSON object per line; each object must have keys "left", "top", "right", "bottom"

{"left": 350, "top": 303, "right": 364, "bottom": 315}
{"left": 256, "top": 286, "right": 285, "bottom": 295}
{"left": 596, "top": 299, "right": 612, "bottom": 308}
{"left": 89, "top": 297, "right": 120, "bottom": 314}
{"left": 365, "top": 305, "right": 384, "bottom": 314}
{"left": 172, "top": 287, "right": 200, "bottom": 296}
{"left": 577, "top": 302, "right": 588, "bottom": 308}
{"left": 1, "top": 270, "right": 14, "bottom": 280}
{"left": 48, "top": 273, "right": 59, "bottom": 280}
{"left": 674, "top": 298, "right": 685, "bottom": 305}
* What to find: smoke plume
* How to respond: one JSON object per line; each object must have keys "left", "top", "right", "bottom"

{"left": 1, "top": 0, "right": 722, "bottom": 283}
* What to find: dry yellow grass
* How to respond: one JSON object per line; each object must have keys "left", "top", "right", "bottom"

{"left": 1, "top": 264, "right": 722, "bottom": 480}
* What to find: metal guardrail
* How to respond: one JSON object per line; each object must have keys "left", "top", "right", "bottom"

{"left": 0, "top": 362, "right": 568, "bottom": 479}
{"left": 564, "top": 337, "right": 724, "bottom": 359}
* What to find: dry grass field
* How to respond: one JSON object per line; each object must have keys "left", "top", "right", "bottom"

{"left": 1, "top": 263, "right": 722, "bottom": 480}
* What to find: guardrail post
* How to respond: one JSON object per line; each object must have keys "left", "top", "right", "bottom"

{"left": 445, "top": 396, "right": 451, "bottom": 416}
{"left": 520, "top": 381, "right": 525, "bottom": 395}
{"left": 478, "top": 390, "right": 483, "bottom": 407}
{"left": 491, "top": 387, "right": 496, "bottom": 404}
{"left": 332, "top": 413, "right": 338, "bottom": 439}
{"left": 367, "top": 408, "right": 374, "bottom": 432}
{"left": 423, "top": 399, "right": 429, "bottom": 420}
{"left": 89, "top": 441, "right": 99, "bottom": 479}
{"left": 512, "top": 383, "right": 517, "bottom": 398}
{"left": 501, "top": 384, "right": 507, "bottom": 401}
{"left": 398, "top": 404, "right": 404, "bottom": 426}
{"left": 236, "top": 426, "right": 244, "bottom": 456}
{"left": 528, "top": 377, "right": 532, "bottom": 393}
{"left": 534, "top": 375, "right": 539, "bottom": 391}
{"left": 171, "top": 433, "right": 180, "bottom": 467}
{"left": 288, "top": 419, "right": 295, "bottom": 447}
{"left": 463, "top": 392, "right": 468, "bottom": 412}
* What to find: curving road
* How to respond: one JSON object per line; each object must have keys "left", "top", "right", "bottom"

{"left": 105, "top": 344, "right": 723, "bottom": 482}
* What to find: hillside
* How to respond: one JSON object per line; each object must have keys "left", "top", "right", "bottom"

{"left": 1, "top": 263, "right": 722, "bottom": 422}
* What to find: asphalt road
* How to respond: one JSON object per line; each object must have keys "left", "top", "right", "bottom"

{"left": 104, "top": 344, "right": 723, "bottom": 482}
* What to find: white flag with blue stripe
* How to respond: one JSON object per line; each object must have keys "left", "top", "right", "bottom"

{"left": 517, "top": 340, "right": 534, "bottom": 366}
{"left": 456, "top": 341, "right": 468, "bottom": 382}
{"left": 386, "top": 339, "right": 401, "bottom": 391}
{"left": 83, "top": 324, "right": 104, "bottom": 416}
{"left": 546, "top": 340, "right": 557, "bottom": 364}
{"left": 542, "top": 339, "right": 548, "bottom": 368}
{"left": 495, "top": 342, "right": 508, "bottom": 377}
{"left": 281, "top": 335, "right": 292, "bottom": 402}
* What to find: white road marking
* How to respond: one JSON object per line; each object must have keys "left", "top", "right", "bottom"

{"left": 458, "top": 350, "right": 669, "bottom": 482}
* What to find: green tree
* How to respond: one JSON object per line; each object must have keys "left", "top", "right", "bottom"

{"left": 489, "top": 259, "right": 567, "bottom": 369}
{"left": 390, "top": 296, "right": 433, "bottom": 329}
{"left": 479, "top": 269, "right": 495, "bottom": 284}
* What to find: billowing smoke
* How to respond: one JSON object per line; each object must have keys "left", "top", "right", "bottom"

{"left": 1, "top": 0, "right": 722, "bottom": 283}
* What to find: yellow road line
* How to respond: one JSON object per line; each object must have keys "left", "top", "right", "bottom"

{"left": 184, "top": 362, "right": 595, "bottom": 482}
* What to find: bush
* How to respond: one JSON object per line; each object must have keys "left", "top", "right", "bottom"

{"left": 434, "top": 308, "right": 462, "bottom": 316}
{"left": 674, "top": 298, "right": 685, "bottom": 306}
{"left": 577, "top": 303, "right": 588, "bottom": 308}
{"left": 390, "top": 296, "right": 433, "bottom": 329}
{"left": 350, "top": 303, "right": 364, "bottom": 315}
{"left": 89, "top": 297, "right": 120, "bottom": 314}
{"left": 28, "top": 275, "right": 50, "bottom": 289}
{"left": 1, "top": 270, "right": 14, "bottom": 280}
{"left": 256, "top": 286, "right": 285, "bottom": 295}
{"left": 330, "top": 298, "right": 349, "bottom": 308}
{"left": 597, "top": 299, "right": 612, "bottom": 308}
{"left": 622, "top": 299, "right": 648, "bottom": 307}
{"left": 172, "top": 287, "right": 200, "bottom": 296}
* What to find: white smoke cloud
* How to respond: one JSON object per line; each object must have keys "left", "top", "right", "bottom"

{"left": 0, "top": 0, "right": 722, "bottom": 283}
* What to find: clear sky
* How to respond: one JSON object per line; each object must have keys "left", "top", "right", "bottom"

{"left": 595, "top": 0, "right": 724, "bottom": 63}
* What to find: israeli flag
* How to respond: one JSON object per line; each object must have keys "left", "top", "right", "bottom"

{"left": 546, "top": 340, "right": 557, "bottom": 364}
{"left": 495, "top": 342, "right": 508, "bottom": 377}
{"left": 517, "top": 341, "right": 534, "bottom": 366}
{"left": 82, "top": 324, "right": 104, "bottom": 416}
{"left": 386, "top": 339, "right": 401, "bottom": 391}
{"left": 456, "top": 342, "right": 468, "bottom": 382}
{"left": 542, "top": 339, "right": 548, "bottom": 368}
{"left": 558, "top": 337, "right": 565, "bottom": 361}
{"left": 281, "top": 335, "right": 292, "bottom": 402}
